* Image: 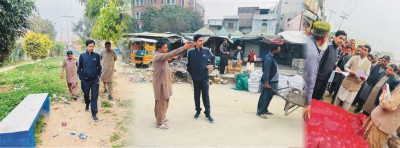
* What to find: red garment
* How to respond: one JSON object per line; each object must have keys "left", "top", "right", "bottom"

{"left": 249, "top": 51, "right": 255, "bottom": 63}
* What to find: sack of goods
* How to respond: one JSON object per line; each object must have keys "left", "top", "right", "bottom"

{"left": 248, "top": 70, "right": 263, "bottom": 93}
{"left": 233, "top": 73, "right": 250, "bottom": 91}
{"left": 287, "top": 75, "right": 305, "bottom": 90}
{"left": 306, "top": 99, "right": 369, "bottom": 148}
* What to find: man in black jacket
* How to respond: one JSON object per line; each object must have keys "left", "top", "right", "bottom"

{"left": 77, "top": 39, "right": 102, "bottom": 121}
{"left": 312, "top": 30, "right": 347, "bottom": 100}
{"left": 187, "top": 34, "right": 215, "bottom": 123}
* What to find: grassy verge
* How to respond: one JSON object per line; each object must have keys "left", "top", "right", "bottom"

{"left": 0, "top": 57, "right": 67, "bottom": 143}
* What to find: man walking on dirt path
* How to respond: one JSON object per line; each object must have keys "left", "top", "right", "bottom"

{"left": 61, "top": 50, "right": 79, "bottom": 100}
{"left": 187, "top": 34, "right": 215, "bottom": 123}
{"left": 152, "top": 41, "right": 194, "bottom": 129}
{"left": 78, "top": 39, "right": 102, "bottom": 121}
{"left": 100, "top": 41, "right": 117, "bottom": 100}
{"left": 256, "top": 44, "right": 281, "bottom": 119}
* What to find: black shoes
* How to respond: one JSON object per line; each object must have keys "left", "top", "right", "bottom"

{"left": 108, "top": 95, "right": 113, "bottom": 100}
{"left": 194, "top": 111, "right": 201, "bottom": 119}
{"left": 264, "top": 112, "right": 274, "bottom": 115}
{"left": 85, "top": 104, "right": 89, "bottom": 112}
{"left": 206, "top": 115, "right": 214, "bottom": 123}
{"left": 92, "top": 115, "right": 99, "bottom": 121}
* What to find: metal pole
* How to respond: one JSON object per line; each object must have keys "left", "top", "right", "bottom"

{"left": 61, "top": 15, "right": 74, "bottom": 50}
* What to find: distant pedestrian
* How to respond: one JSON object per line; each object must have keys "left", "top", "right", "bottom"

{"left": 219, "top": 39, "right": 229, "bottom": 75}
{"left": 61, "top": 50, "right": 79, "bottom": 100}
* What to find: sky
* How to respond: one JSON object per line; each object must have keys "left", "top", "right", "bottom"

{"left": 324, "top": 0, "right": 400, "bottom": 60}
{"left": 34, "top": 0, "right": 278, "bottom": 40}
{"left": 35, "top": 0, "right": 85, "bottom": 41}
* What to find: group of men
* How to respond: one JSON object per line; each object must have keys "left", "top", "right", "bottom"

{"left": 61, "top": 40, "right": 117, "bottom": 121}
{"left": 304, "top": 21, "right": 400, "bottom": 147}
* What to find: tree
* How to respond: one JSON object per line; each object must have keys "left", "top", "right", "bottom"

{"left": 72, "top": 16, "right": 95, "bottom": 40}
{"left": 0, "top": 0, "right": 36, "bottom": 66}
{"left": 91, "top": 0, "right": 132, "bottom": 44}
{"left": 141, "top": 6, "right": 204, "bottom": 34}
{"left": 29, "top": 15, "right": 58, "bottom": 40}
{"left": 50, "top": 41, "right": 66, "bottom": 57}
{"left": 22, "top": 32, "right": 54, "bottom": 61}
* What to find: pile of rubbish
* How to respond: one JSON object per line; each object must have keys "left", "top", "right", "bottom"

{"left": 127, "top": 69, "right": 153, "bottom": 83}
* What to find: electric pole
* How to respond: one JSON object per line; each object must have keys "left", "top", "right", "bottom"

{"left": 338, "top": 12, "right": 348, "bottom": 30}
{"left": 327, "top": 9, "right": 336, "bottom": 22}
{"left": 61, "top": 15, "right": 74, "bottom": 50}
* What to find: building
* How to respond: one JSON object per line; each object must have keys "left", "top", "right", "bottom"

{"left": 207, "top": 19, "right": 223, "bottom": 33}
{"left": 275, "top": 0, "right": 303, "bottom": 33}
{"left": 131, "top": 0, "right": 205, "bottom": 29}
{"left": 238, "top": 7, "right": 259, "bottom": 34}
{"left": 252, "top": 8, "right": 278, "bottom": 34}
{"left": 222, "top": 16, "right": 240, "bottom": 33}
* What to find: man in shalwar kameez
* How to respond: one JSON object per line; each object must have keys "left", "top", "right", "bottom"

{"left": 61, "top": 50, "right": 79, "bottom": 100}
{"left": 100, "top": 42, "right": 117, "bottom": 100}
{"left": 152, "top": 41, "right": 194, "bottom": 129}
{"left": 363, "top": 80, "right": 400, "bottom": 148}
{"left": 333, "top": 45, "right": 371, "bottom": 111}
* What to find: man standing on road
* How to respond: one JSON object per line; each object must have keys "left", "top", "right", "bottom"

{"left": 303, "top": 21, "right": 331, "bottom": 117}
{"left": 312, "top": 30, "right": 347, "bottom": 100}
{"left": 61, "top": 51, "right": 79, "bottom": 100}
{"left": 78, "top": 39, "right": 102, "bottom": 121}
{"left": 152, "top": 41, "right": 194, "bottom": 129}
{"left": 100, "top": 42, "right": 117, "bottom": 100}
{"left": 219, "top": 39, "right": 229, "bottom": 75}
{"left": 256, "top": 44, "right": 281, "bottom": 119}
{"left": 187, "top": 34, "right": 215, "bottom": 123}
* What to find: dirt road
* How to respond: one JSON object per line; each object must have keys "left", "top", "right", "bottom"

{"left": 129, "top": 73, "right": 304, "bottom": 147}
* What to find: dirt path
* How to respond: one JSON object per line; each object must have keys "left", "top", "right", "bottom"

{"left": 39, "top": 61, "right": 135, "bottom": 147}
{"left": 129, "top": 75, "right": 304, "bottom": 147}
{"left": 0, "top": 61, "right": 35, "bottom": 73}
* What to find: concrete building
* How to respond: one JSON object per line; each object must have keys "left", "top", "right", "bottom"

{"left": 238, "top": 7, "right": 259, "bottom": 34}
{"left": 252, "top": 14, "right": 278, "bottom": 34}
{"left": 131, "top": 0, "right": 205, "bottom": 28}
{"left": 275, "top": 0, "right": 303, "bottom": 33}
{"left": 207, "top": 19, "right": 223, "bottom": 33}
{"left": 222, "top": 15, "right": 240, "bottom": 33}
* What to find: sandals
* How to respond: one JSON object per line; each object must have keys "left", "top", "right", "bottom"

{"left": 156, "top": 124, "right": 169, "bottom": 130}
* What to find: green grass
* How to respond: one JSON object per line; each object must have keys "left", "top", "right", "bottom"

{"left": 0, "top": 57, "right": 67, "bottom": 120}
{"left": 0, "top": 57, "right": 67, "bottom": 145}
{"left": 101, "top": 100, "right": 113, "bottom": 108}
{"left": 109, "top": 132, "right": 121, "bottom": 142}
{"left": 34, "top": 116, "right": 46, "bottom": 145}
{"left": 117, "top": 99, "right": 133, "bottom": 108}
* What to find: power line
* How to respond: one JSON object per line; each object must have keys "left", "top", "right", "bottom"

{"left": 61, "top": 15, "right": 74, "bottom": 50}
{"left": 337, "top": 12, "right": 348, "bottom": 30}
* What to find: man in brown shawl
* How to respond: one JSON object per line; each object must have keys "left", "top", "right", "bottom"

{"left": 61, "top": 50, "right": 79, "bottom": 100}
{"left": 100, "top": 42, "right": 117, "bottom": 100}
{"left": 152, "top": 41, "right": 194, "bottom": 129}
{"left": 363, "top": 81, "right": 400, "bottom": 147}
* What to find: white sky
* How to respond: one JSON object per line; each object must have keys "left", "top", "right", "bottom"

{"left": 324, "top": 0, "right": 400, "bottom": 60}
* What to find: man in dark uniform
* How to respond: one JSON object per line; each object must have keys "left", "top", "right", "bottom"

{"left": 187, "top": 34, "right": 215, "bottom": 123}
{"left": 77, "top": 39, "right": 102, "bottom": 121}
{"left": 312, "top": 30, "right": 347, "bottom": 100}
